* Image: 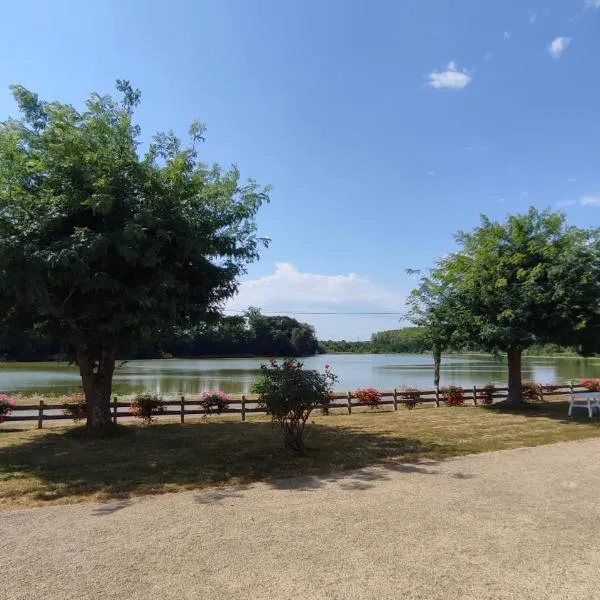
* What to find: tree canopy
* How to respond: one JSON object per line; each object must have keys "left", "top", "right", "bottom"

{"left": 408, "top": 208, "right": 600, "bottom": 402}
{"left": 0, "top": 82, "right": 269, "bottom": 427}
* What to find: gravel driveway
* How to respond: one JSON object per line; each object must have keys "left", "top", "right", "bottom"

{"left": 3, "top": 439, "right": 600, "bottom": 600}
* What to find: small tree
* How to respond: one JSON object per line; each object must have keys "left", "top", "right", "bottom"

{"left": 252, "top": 359, "right": 337, "bottom": 453}
{"left": 409, "top": 209, "right": 600, "bottom": 405}
{"left": 0, "top": 82, "right": 269, "bottom": 429}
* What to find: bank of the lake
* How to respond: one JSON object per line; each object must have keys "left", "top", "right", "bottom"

{"left": 1, "top": 353, "right": 600, "bottom": 397}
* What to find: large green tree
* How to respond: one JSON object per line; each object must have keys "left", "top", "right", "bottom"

{"left": 409, "top": 208, "right": 600, "bottom": 403}
{"left": 0, "top": 82, "right": 269, "bottom": 428}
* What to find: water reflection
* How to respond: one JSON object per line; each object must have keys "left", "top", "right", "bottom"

{"left": 0, "top": 354, "right": 599, "bottom": 396}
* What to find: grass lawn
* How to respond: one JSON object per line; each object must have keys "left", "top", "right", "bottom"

{"left": 1, "top": 401, "right": 599, "bottom": 510}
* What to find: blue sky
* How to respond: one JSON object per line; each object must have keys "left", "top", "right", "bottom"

{"left": 2, "top": 0, "right": 600, "bottom": 339}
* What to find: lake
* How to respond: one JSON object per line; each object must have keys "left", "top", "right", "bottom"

{"left": 1, "top": 354, "right": 599, "bottom": 396}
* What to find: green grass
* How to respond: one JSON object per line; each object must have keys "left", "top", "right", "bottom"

{"left": 1, "top": 401, "right": 599, "bottom": 509}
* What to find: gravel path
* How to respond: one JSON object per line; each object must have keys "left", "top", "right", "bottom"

{"left": 3, "top": 439, "right": 600, "bottom": 600}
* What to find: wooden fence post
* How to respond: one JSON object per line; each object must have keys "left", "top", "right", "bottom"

{"left": 347, "top": 391, "right": 352, "bottom": 415}
{"left": 393, "top": 389, "right": 398, "bottom": 411}
{"left": 180, "top": 396, "right": 185, "bottom": 424}
{"left": 473, "top": 385, "right": 478, "bottom": 406}
{"left": 241, "top": 395, "right": 246, "bottom": 422}
{"left": 434, "top": 386, "right": 440, "bottom": 408}
{"left": 113, "top": 396, "right": 118, "bottom": 424}
{"left": 38, "top": 400, "right": 44, "bottom": 429}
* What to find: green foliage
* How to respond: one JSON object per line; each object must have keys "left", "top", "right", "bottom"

{"left": 0, "top": 82, "right": 269, "bottom": 426}
{"left": 409, "top": 208, "right": 600, "bottom": 402}
{"left": 252, "top": 358, "right": 337, "bottom": 453}
{"left": 318, "top": 340, "right": 372, "bottom": 353}
{"left": 320, "top": 328, "right": 430, "bottom": 354}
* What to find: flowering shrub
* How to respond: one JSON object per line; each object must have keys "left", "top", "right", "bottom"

{"left": 442, "top": 386, "right": 465, "bottom": 407}
{"left": 354, "top": 388, "right": 382, "bottom": 409}
{"left": 0, "top": 393, "right": 16, "bottom": 423}
{"left": 581, "top": 379, "right": 600, "bottom": 392}
{"left": 61, "top": 393, "right": 86, "bottom": 422}
{"left": 398, "top": 387, "right": 420, "bottom": 409}
{"left": 252, "top": 358, "right": 337, "bottom": 453}
{"left": 130, "top": 393, "right": 164, "bottom": 423}
{"left": 197, "top": 391, "right": 229, "bottom": 415}
{"left": 480, "top": 384, "right": 495, "bottom": 405}
{"left": 521, "top": 384, "right": 543, "bottom": 402}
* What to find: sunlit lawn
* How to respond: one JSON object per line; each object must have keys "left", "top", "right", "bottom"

{"left": 1, "top": 401, "right": 599, "bottom": 510}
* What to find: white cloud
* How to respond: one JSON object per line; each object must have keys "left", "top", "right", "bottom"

{"left": 503, "top": 31, "right": 511, "bottom": 40}
{"left": 427, "top": 170, "right": 436, "bottom": 176}
{"left": 226, "top": 263, "right": 405, "bottom": 340}
{"left": 547, "top": 36, "right": 571, "bottom": 58}
{"left": 585, "top": 0, "right": 600, "bottom": 9}
{"left": 580, "top": 195, "right": 600, "bottom": 206}
{"left": 528, "top": 9, "right": 538, "bottom": 23}
{"left": 557, "top": 194, "right": 600, "bottom": 207}
{"left": 427, "top": 61, "right": 472, "bottom": 90}
{"left": 568, "top": 177, "right": 577, "bottom": 183}
{"left": 520, "top": 191, "right": 529, "bottom": 199}
{"left": 484, "top": 52, "right": 494, "bottom": 61}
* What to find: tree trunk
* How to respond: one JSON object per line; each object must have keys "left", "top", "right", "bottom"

{"left": 507, "top": 347, "right": 523, "bottom": 405}
{"left": 433, "top": 346, "right": 441, "bottom": 389}
{"left": 75, "top": 342, "right": 117, "bottom": 429}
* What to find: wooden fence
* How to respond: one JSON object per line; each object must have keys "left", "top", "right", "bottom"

{"left": 4, "top": 382, "right": 591, "bottom": 428}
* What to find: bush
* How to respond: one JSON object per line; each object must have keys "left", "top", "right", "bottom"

{"left": 61, "top": 393, "right": 86, "bottom": 422}
{"left": 398, "top": 386, "right": 420, "bottom": 409}
{"left": 198, "top": 391, "right": 229, "bottom": 415}
{"left": 0, "top": 393, "right": 16, "bottom": 423}
{"left": 480, "top": 384, "right": 495, "bottom": 405}
{"left": 130, "top": 393, "right": 164, "bottom": 423}
{"left": 521, "top": 383, "right": 543, "bottom": 402}
{"left": 442, "top": 386, "right": 464, "bottom": 407}
{"left": 354, "top": 387, "right": 382, "bottom": 409}
{"left": 252, "top": 358, "right": 337, "bottom": 453}
{"left": 581, "top": 379, "right": 600, "bottom": 392}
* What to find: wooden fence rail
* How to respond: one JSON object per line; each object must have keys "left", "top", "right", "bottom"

{"left": 3, "top": 383, "right": 592, "bottom": 428}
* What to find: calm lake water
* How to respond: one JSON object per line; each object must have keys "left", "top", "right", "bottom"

{"left": 1, "top": 354, "right": 599, "bottom": 396}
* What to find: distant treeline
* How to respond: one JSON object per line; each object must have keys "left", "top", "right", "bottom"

{"left": 320, "top": 327, "right": 429, "bottom": 354}
{"left": 320, "top": 328, "right": 595, "bottom": 356}
{"left": 0, "top": 309, "right": 319, "bottom": 361}
{"left": 1, "top": 319, "right": 593, "bottom": 362}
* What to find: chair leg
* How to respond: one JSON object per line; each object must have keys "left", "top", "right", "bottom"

{"left": 568, "top": 403, "right": 573, "bottom": 417}
{"left": 588, "top": 402, "right": 593, "bottom": 419}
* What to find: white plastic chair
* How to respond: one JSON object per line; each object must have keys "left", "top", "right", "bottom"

{"left": 568, "top": 391, "right": 600, "bottom": 418}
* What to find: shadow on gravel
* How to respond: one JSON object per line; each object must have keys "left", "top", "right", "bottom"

{"left": 0, "top": 421, "right": 444, "bottom": 506}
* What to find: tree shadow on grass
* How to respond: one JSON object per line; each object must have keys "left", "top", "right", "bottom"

{"left": 0, "top": 420, "right": 444, "bottom": 507}
{"left": 482, "top": 400, "right": 600, "bottom": 425}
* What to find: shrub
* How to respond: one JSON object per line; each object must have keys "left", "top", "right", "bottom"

{"left": 581, "top": 379, "right": 600, "bottom": 392}
{"left": 354, "top": 387, "right": 382, "bottom": 409}
{"left": 521, "top": 383, "right": 543, "bottom": 402}
{"left": 198, "top": 391, "right": 229, "bottom": 415}
{"left": 442, "top": 386, "right": 464, "bottom": 407}
{"left": 398, "top": 387, "right": 420, "bottom": 409}
{"left": 252, "top": 358, "right": 337, "bottom": 453}
{"left": 480, "top": 384, "right": 495, "bottom": 405}
{"left": 0, "top": 393, "right": 16, "bottom": 424}
{"left": 130, "top": 393, "right": 164, "bottom": 423}
{"left": 61, "top": 393, "right": 86, "bottom": 422}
